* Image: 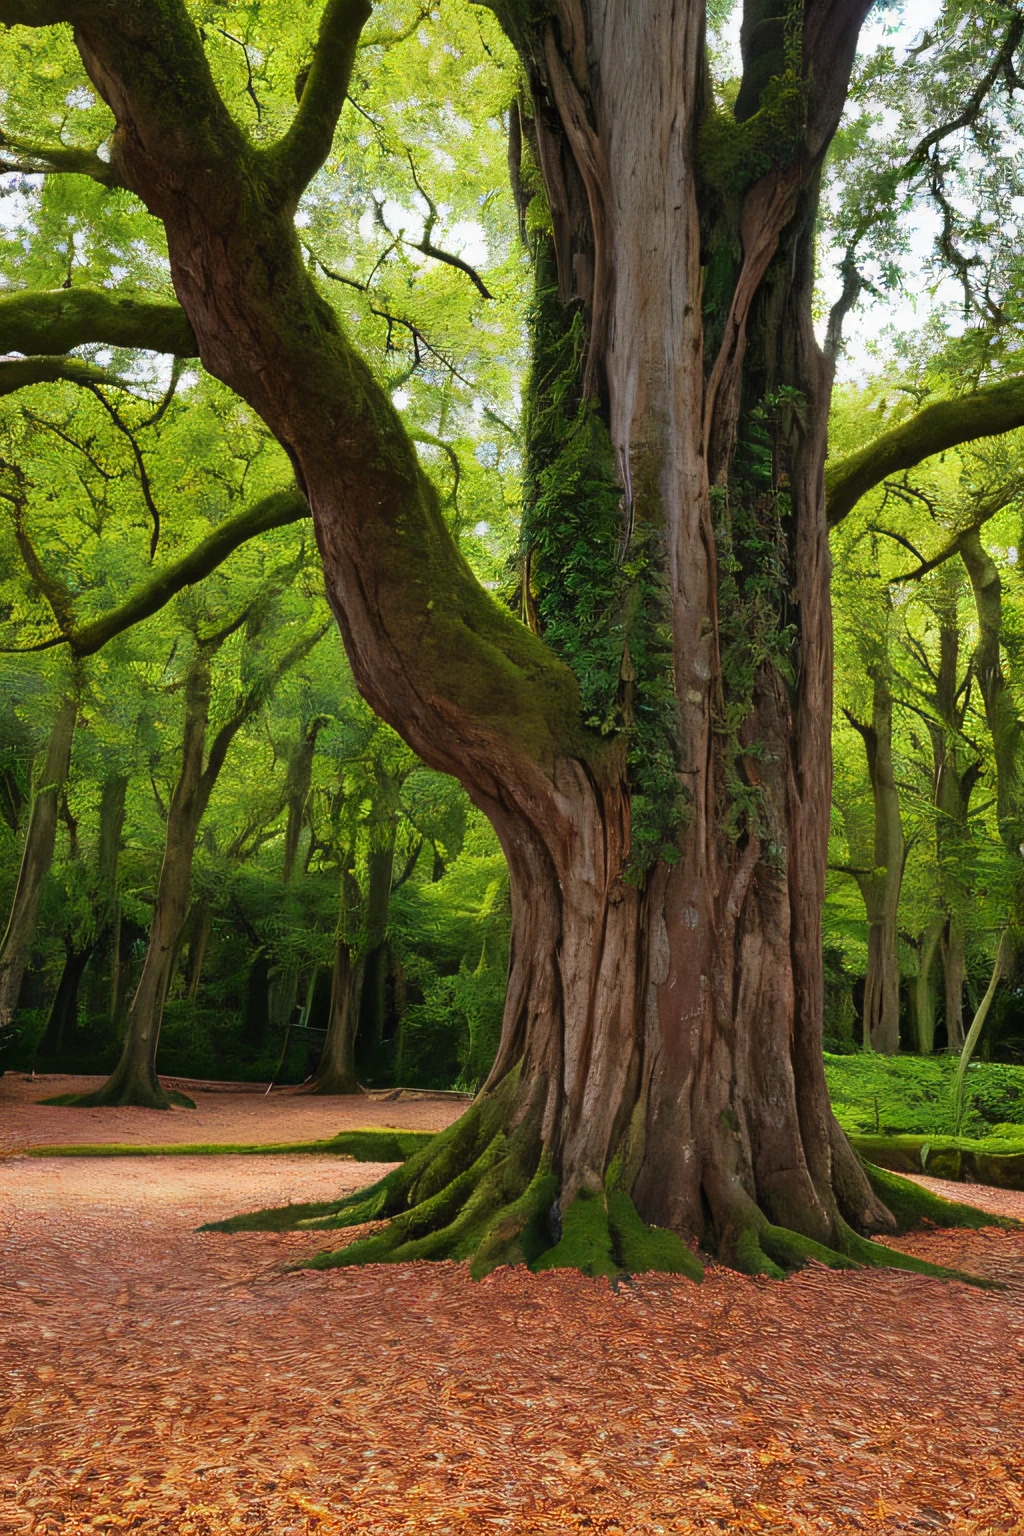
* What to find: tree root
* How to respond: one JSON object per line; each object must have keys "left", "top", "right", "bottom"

{"left": 199, "top": 1074, "right": 1015, "bottom": 1288}
{"left": 862, "top": 1159, "right": 1021, "bottom": 1234}
{"left": 42, "top": 1087, "right": 196, "bottom": 1110}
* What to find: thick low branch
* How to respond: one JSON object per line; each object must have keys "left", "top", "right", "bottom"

{"left": 826, "top": 375, "right": 1024, "bottom": 526}
{"left": 0, "top": 288, "right": 197, "bottom": 358}
{"left": 0, "top": 355, "right": 127, "bottom": 397}
{"left": 0, "top": 487, "right": 309, "bottom": 658}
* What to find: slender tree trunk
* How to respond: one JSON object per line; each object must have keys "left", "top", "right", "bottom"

{"left": 363, "top": 838, "right": 395, "bottom": 1050}
{"left": 84, "top": 651, "right": 215, "bottom": 1107}
{"left": 960, "top": 531, "right": 1023, "bottom": 855}
{"left": 84, "top": 772, "right": 129, "bottom": 1019}
{"left": 0, "top": 694, "right": 77, "bottom": 1029}
{"left": 910, "top": 917, "right": 942, "bottom": 1055}
{"left": 282, "top": 716, "right": 325, "bottom": 884}
{"left": 848, "top": 663, "right": 904, "bottom": 1054}
{"left": 312, "top": 855, "right": 365, "bottom": 1095}
{"left": 941, "top": 920, "right": 967, "bottom": 1052}
{"left": 313, "top": 936, "right": 364, "bottom": 1095}
{"left": 924, "top": 572, "right": 978, "bottom": 1054}
{"left": 182, "top": 899, "right": 211, "bottom": 1001}
{"left": 37, "top": 940, "right": 94, "bottom": 1061}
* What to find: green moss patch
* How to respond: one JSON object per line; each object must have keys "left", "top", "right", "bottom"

{"left": 861, "top": 1160, "right": 1019, "bottom": 1232}
{"left": 533, "top": 1190, "right": 619, "bottom": 1278}
{"left": 606, "top": 1189, "right": 704, "bottom": 1281}
{"left": 23, "top": 1129, "right": 435, "bottom": 1162}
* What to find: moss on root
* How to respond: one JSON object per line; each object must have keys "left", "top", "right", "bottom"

{"left": 862, "top": 1160, "right": 1020, "bottom": 1233}
{"left": 198, "top": 1071, "right": 1016, "bottom": 1288}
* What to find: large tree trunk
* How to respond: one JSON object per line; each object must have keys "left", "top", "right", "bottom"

{"left": 0, "top": 694, "right": 77, "bottom": 1030}
{"left": 70, "top": 0, "right": 909, "bottom": 1270}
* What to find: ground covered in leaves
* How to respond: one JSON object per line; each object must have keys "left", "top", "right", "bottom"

{"left": 2, "top": 1085, "right": 1023, "bottom": 1535}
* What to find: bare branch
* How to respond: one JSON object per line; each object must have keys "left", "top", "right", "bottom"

{"left": 405, "top": 151, "right": 493, "bottom": 299}
{"left": 84, "top": 383, "right": 164, "bottom": 558}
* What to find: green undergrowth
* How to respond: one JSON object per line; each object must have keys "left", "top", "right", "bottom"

{"left": 40, "top": 1089, "right": 198, "bottom": 1110}
{"left": 825, "top": 1051, "right": 1024, "bottom": 1138}
{"left": 19, "top": 1129, "right": 435, "bottom": 1162}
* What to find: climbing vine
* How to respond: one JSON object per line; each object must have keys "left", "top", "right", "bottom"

{"left": 519, "top": 253, "right": 682, "bottom": 880}
{"left": 714, "top": 389, "right": 803, "bottom": 854}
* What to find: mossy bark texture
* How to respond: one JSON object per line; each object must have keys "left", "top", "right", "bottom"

{"left": 20, "top": 0, "right": 951, "bottom": 1275}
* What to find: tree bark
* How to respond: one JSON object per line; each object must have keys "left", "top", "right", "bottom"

{"left": 312, "top": 853, "right": 365, "bottom": 1095}
{"left": 84, "top": 645, "right": 217, "bottom": 1107}
{"left": 314, "top": 935, "right": 364, "bottom": 1096}
{"left": 0, "top": 693, "right": 77, "bottom": 1029}
{"left": 363, "top": 837, "right": 395, "bottom": 1051}
{"left": 923, "top": 567, "right": 979, "bottom": 1052}
{"left": 36, "top": 939, "right": 94, "bottom": 1060}
{"left": 53, "top": 0, "right": 910, "bottom": 1269}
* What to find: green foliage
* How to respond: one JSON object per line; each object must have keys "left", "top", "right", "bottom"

{"left": 825, "top": 1050, "right": 1024, "bottom": 1138}
{"left": 699, "top": 19, "right": 806, "bottom": 201}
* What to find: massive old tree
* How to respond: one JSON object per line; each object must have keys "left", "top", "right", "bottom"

{"left": 3, "top": 0, "right": 1022, "bottom": 1275}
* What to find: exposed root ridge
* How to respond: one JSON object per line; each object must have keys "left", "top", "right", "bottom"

{"left": 293, "top": 1081, "right": 706, "bottom": 1283}
{"left": 43, "top": 1087, "right": 196, "bottom": 1110}
{"left": 862, "top": 1160, "right": 1021, "bottom": 1233}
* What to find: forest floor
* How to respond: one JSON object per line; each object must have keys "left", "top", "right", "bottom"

{"left": 1, "top": 1081, "right": 1023, "bottom": 1536}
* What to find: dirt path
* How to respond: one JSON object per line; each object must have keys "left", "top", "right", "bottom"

{"left": 2, "top": 1096, "right": 1024, "bottom": 1535}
